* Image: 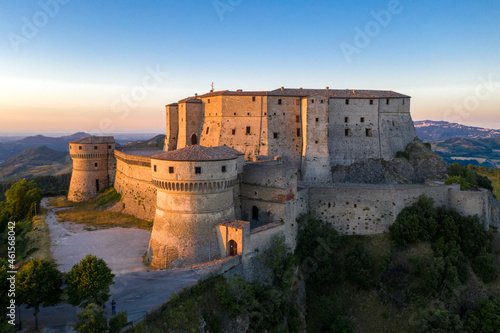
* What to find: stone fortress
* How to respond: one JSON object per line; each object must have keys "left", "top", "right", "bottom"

{"left": 68, "top": 87, "right": 500, "bottom": 272}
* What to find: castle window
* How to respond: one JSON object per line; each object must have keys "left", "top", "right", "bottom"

{"left": 169, "top": 167, "right": 174, "bottom": 174}
{"left": 345, "top": 99, "right": 349, "bottom": 105}
{"left": 344, "top": 116, "right": 349, "bottom": 123}
{"left": 345, "top": 129, "right": 352, "bottom": 137}
{"left": 108, "top": 145, "right": 112, "bottom": 149}
{"left": 311, "top": 99, "right": 314, "bottom": 104}
{"left": 246, "top": 126, "right": 251, "bottom": 134}
{"left": 315, "top": 118, "right": 319, "bottom": 122}
{"left": 369, "top": 99, "right": 374, "bottom": 105}
{"left": 206, "top": 127, "right": 210, "bottom": 134}
{"left": 386, "top": 99, "right": 390, "bottom": 105}
{"left": 222, "top": 166, "right": 227, "bottom": 173}
{"left": 278, "top": 99, "right": 282, "bottom": 105}
{"left": 252, "top": 96, "right": 256, "bottom": 102}
{"left": 296, "top": 99, "right": 300, "bottom": 105}
{"left": 232, "top": 129, "right": 236, "bottom": 135}
{"left": 403, "top": 99, "right": 405, "bottom": 105}
{"left": 79, "top": 146, "right": 82, "bottom": 150}
{"left": 360, "top": 117, "right": 365, "bottom": 123}
{"left": 315, "top": 140, "right": 318, "bottom": 144}
{"left": 247, "top": 112, "right": 250, "bottom": 116}
{"left": 264, "top": 112, "right": 267, "bottom": 115}
{"left": 273, "top": 132, "right": 279, "bottom": 139}
{"left": 94, "top": 163, "right": 98, "bottom": 167}
{"left": 366, "top": 128, "right": 373, "bottom": 137}
{"left": 208, "top": 99, "right": 210, "bottom": 103}
{"left": 296, "top": 115, "right": 300, "bottom": 123}
{"left": 234, "top": 112, "right": 236, "bottom": 116}
{"left": 195, "top": 167, "right": 202, "bottom": 174}
{"left": 154, "top": 165, "right": 157, "bottom": 172}
{"left": 297, "top": 128, "right": 301, "bottom": 137}
{"left": 252, "top": 206, "right": 259, "bottom": 220}
{"left": 94, "top": 146, "right": 98, "bottom": 150}
{"left": 321, "top": 100, "right": 324, "bottom": 104}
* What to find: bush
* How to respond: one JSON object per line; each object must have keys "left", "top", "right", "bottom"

{"left": 472, "top": 252, "right": 498, "bottom": 283}
{"left": 73, "top": 303, "right": 108, "bottom": 333}
{"left": 463, "top": 297, "right": 500, "bottom": 333}
{"left": 344, "top": 243, "right": 373, "bottom": 290}
{"left": 109, "top": 311, "right": 128, "bottom": 333}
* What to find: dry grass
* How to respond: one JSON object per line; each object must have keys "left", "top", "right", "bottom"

{"left": 16, "top": 207, "right": 54, "bottom": 269}
{"left": 50, "top": 189, "right": 153, "bottom": 231}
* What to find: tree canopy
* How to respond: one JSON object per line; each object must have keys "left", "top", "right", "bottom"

{"left": 67, "top": 254, "right": 115, "bottom": 307}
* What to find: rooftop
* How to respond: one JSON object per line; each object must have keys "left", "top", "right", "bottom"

{"left": 152, "top": 145, "right": 242, "bottom": 162}
{"left": 70, "top": 136, "right": 115, "bottom": 144}
{"left": 175, "top": 88, "right": 410, "bottom": 103}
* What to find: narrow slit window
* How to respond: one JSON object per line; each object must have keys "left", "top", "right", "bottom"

{"left": 386, "top": 99, "right": 390, "bottom": 105}
{"left": 345, "top": 99, "right": 349, "bottom": 105}
{"left": 345, "top": 129, "right": 352, "bottom": 137}
{"left": 232, "top": 129, "right": 236, "bottom": 135}
{"left": 296, "top": 115, "right": 300, "bottom": 123}
{"left": 344, "top": 117, "right": 349, "bottom": 123}
{"left": 369, "top": 99, "right": 374, "bottom": 105}
{"left": 315, "top": 118, "right": 319, "bottom": 122}
{"left": 246, "top": 126, "right": 251, "bottom": 134}
{"left": 273, "top": 132, "right": 279, "bottom": 139}
{"left": 278, "top": 99, "right": 282, "bottom": 105}
{"left": 206, "top": 127, "right": 210, "bottom": 134}
{"left": 311, "top": 99, "right": 315, "bottom": 104}
{"left": 297, "top": 128, "right": 301, "bottom": 137}
{"left": 94, "top": 163, "right": 98, "bottom": 167}
{"left": 252, "top": 96, "right": 256, "bottom": 102}
{"left": 360, "top": 117, "right": 365, "bottom": 123}
{"left": 154, "top": 165, "right": 157, "bottom": 172}
{"left": 208, "top": 99, "right": 210, "bottom": 103}
{"left": 403, "top": 99, "right": 405, "bottom": 105}
{"left": 169, "top": 167, "right": 174, "bottom": 174}
{"left": 366, "top": 128, "right": 373, "bottom": 137}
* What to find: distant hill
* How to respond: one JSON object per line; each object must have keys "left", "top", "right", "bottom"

{"left": 432, "top": 137, "right": 500, "bottom": 168}
{"left": 0, "top": 146, "right": 71, "bottom": 182}
{"left": 0, "top": 132, "right": 90, "bottom": 162}
{"left": 415, "top": 120, "right": 500, "bottom": 141}
{"left": 120, "top": 134, "right": 165, "bottom": 150}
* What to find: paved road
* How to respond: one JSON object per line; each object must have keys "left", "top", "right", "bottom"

{"left": 17, "top": 199, "right": 200, "bottom": 332}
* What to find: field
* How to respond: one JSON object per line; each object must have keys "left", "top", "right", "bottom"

{"left": 49, "top": 188, "right": 153, "bottom": 231}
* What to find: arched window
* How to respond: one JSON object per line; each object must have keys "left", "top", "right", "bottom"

{"left": 252, "top": 206, "right": 259, "bottom": 220}
{"left": 229, "top": 240, "right": 238, "bottom": 256}
{"left": 191, "top": 134, "right": 197, "bottom": 145}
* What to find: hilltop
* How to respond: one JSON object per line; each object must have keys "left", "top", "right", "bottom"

{"left": 415, "top": 120, "right": 500, "bottom": 141}
{"left": 0, "top": 146, "right": 71, "bottom": 181}
{"left": 0, "top": 132, "right": 90, "bottom": 162}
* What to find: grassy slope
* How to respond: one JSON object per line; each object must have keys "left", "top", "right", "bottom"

{"left": 49, "top": 188, "right": 153, "bottom": 231}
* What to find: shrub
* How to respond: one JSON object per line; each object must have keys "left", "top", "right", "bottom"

{"left": 109, "top": 311, "right": 128, "bottom": 333}
{"left": 344, "top": 243, "right": 373, "bottom": 290}
{"left": 472, "top": 252, "right": 498, "bottom": 283}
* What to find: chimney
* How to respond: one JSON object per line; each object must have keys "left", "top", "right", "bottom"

{"left": 195, "top": 93, "right": 198, "bottom": 98}
{"left": 326, "top": 86, "right": 329, "bottom": 90}
{"left": 237, "top": 89, "right": 243, "bottom": 92}
{"left": 281, "top": 86, "right": 284, "bottom": 91}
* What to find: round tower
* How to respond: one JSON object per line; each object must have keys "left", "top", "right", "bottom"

{"left": 147, "top": 145, "right": 240, "bottom": 269}
{"left": 68, "top": 136, "right": 116, "bottom": 202}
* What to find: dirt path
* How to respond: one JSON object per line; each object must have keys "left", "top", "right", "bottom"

{"left": 18, "top": 198, "right": 200, "bottom": 332}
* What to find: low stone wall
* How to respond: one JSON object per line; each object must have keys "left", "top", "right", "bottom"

{"left": 309, "top": 183, "right": 494, "bottom": 235}
{"left": 113, "top": 151, "right": 157, "bottom": 221}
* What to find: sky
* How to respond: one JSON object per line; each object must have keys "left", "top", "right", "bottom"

{"left": 0, "top": 0, "right": 499, "bottom": 135}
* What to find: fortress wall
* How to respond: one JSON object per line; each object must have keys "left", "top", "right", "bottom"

{"left": 165, "top": 104, "right": 179, "bottom": 151}
{"left": 207, "top": 95, "right": 268, "bottom": 160}
{"left": 329, "top": 98, "right": 381, "bottom": 166}
{"left": 309, "top": 184, "right": 463, "bottom": 235}
{"left": 379, "top": 98, "right": 417, "bottom": 159}
{"left": 113, "top": 151, "right": 156, "bottom": 221}
{"left": 200, "top": 95, "right": 223, "bottom": 147}
{"left": 449, "top": 188, "right": 490, "bottom": 227}
{"left": 301, "top": 96, "right": 331, "bottom": 183}
{"left": 266, "top": 96, "right": 302, "bottom": 168}
{"left": 178, "top": 102, "right": 204, "bottom": 148}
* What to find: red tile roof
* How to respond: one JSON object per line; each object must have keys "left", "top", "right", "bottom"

{"left": 152, "top": 145, "right": 242, "bottom": 161}
{"left": 70, "top": 136, "right": 115, "bottom": 144}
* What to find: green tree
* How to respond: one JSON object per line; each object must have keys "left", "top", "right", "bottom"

{"left": 3, "top": 179, "right": 42, "bottom": 222}
{"left": 463, "top": 297, "right": 500, "bottom": 333}
{"left": 16, "top": 258, "right": 63, "bottom": 330}
{"left": 109, "top": 311, "right": 128, "bottom": 333}
{"left": 67, "top": 254, "right": 115, "bottom": 307}
{"left": 73, "top": 303, "right": 109, "bottom": 333}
